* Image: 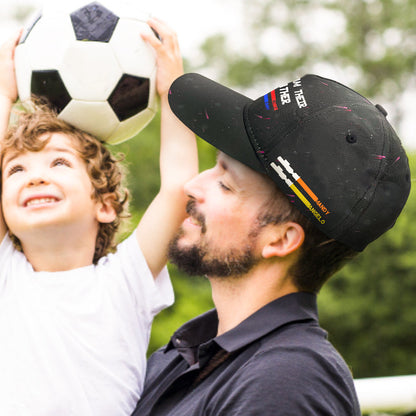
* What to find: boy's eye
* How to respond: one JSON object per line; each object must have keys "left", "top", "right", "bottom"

{"left": 7, "top": 165, "right": 24, "bottom": 176}
{"left": 52, "top": 157, "right": 71, "bottom": 167}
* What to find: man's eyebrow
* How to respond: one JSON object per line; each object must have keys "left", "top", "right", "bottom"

{"left": 216, "top": 151, "right": 243, "bottom": 188}
{"left": 216, "top": 151, "right": 231, "bottom": 172}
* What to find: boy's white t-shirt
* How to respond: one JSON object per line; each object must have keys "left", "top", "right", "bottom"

{"left": 0, "top": 232, "right": 174, "bottom": 416}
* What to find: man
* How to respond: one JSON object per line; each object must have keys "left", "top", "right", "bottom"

{"left": 133, "top": 73, "right": 411, "bottom": 415}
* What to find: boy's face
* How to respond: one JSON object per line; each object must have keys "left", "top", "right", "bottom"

{"left": 1, "top": 133, "right": 104, "bottom": 243}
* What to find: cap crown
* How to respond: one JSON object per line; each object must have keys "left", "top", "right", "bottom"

{"left": 247, "top": 74, "right": 410, "bottom": 250}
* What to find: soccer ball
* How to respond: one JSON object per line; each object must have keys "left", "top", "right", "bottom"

{"left": 15, "top": 1, "right": 158, "bottom": 144}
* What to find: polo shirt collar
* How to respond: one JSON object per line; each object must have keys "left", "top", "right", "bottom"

{"left": 166, "top": 292, "right": 318, "bottom": 362}
{"left": 216, "top": 291, "right": 318, "bottom": 352}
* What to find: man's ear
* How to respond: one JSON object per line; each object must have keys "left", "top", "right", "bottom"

{"left": 96, "top": 193, "right": 117, "bottom": 224}
{"left": 262, "top": 222, "right": 305, "bottom": 259}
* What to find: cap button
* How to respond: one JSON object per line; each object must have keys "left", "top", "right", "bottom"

{"left": 375, "top": 104, "right": 388, "bottom": 117}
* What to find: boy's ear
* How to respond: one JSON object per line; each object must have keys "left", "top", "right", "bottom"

{"left": 262, "top": 222, "right": 304, "bottom": 259}
{"left": 96, "top": 193, "right": 117, "bottom": 224}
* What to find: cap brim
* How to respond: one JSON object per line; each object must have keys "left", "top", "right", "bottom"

{"left": 168, "top": 73, "right": 265, "bottom": 173}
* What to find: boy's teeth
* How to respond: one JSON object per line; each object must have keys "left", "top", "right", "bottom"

{"left": 26, "top": 197, "right": 56, "bottom": 207}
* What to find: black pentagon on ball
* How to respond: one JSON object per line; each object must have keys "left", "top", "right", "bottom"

{"left": 31, "top": 70, "right": 71, "bottom": 113}
{"left": 108, "top": 74, "right": 150, "bottom": 121}
{"left": 70, "top": 2, "right": 119, "bottom": 42}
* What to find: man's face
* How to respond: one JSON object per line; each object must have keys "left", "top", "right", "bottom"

{"left": 1, "top": 133, "right": 102, "bottom": 243}
{"left": 169, "top": 152, "right": 277, "bottom": 278}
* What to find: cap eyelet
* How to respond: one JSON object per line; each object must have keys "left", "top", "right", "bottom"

{"left": 346, "top": 132, "right": 357, "bottom": 144}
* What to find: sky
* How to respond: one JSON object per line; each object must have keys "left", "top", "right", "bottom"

{"left": 0, "top": 0, "right": 415, "bottom": 149}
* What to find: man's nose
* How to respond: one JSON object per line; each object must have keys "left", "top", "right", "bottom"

{"left": 183, "top": 169, "right": 211, "bottom": 202}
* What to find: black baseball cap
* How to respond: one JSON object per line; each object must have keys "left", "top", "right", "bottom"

{"left": 168, "top": 73, "right": 411, "bottom": 251}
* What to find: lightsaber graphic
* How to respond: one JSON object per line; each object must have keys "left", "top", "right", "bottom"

{"left": 276, "top": 156, "right": 318, "bottom": 203}
{"left": 270, "top": 162, "right": 313, "bottom": 210}
{"left": 270, "top": 156, "right": 330, "bottom": 223}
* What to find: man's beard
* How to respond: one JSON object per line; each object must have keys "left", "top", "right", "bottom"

{"left": 168, "top": 201, "right": 261, "bottom": 278}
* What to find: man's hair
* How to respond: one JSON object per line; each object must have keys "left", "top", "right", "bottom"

{"left": 258, "top": 178, "right": 358, "bottom": 294}
{"left": 1, "top": 105, "right": 129, "bottom": 263}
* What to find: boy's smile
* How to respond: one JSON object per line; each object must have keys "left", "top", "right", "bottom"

{"left": 24, "top": 196, "right": 60, "bottom": 208}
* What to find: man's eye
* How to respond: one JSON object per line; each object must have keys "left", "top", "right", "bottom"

{"left": 218, "top": 181, "right": 231, "bottom": 191}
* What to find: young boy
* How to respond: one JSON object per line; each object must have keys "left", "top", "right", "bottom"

{"left": 0, "top": 19, "right": 197, "bottom": 416}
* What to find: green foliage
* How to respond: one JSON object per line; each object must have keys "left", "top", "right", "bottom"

{"left": 148, "top": 267, "right": 213, "bottom": 354}
{"left": 108, "top": 113, "right": 162, "bottom": 213}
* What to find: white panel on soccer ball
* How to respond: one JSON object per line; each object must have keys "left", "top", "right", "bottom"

{"left": 14, "top": 43, "right": 32, "bottom": 102}
{"left": 100, "top": 0, "right": 150, "bottom": 21}
{"left": 59, "top": 100, "right": 119, "bottom": 141}
{"left": 59, "top": 42, "right": 123, "bottom": 101}
{"left": 45, "top": 0, "right": 96, "bottom": 15}
{"left": 21, "top": 15, "right": 74, "bottom": 70}
{"left": 110, "top": 19, "right": 156, "bottom": 77}
{"left": 106, "top": 108, "right": 156, "bottom": 144}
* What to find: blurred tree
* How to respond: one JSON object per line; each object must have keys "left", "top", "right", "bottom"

{"left": 196, "top": 0, "right": 416, "bottom": 130}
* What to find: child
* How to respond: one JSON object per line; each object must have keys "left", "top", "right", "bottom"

{"left": 0, "top": 18, "right": 197, "bottom": 416}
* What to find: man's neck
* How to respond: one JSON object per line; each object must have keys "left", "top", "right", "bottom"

{"left": 209, "top": 262, "right": 298, "bottom": 336}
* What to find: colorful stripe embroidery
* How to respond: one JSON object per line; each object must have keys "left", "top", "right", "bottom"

{"left": 270, "top": 157, "right": 331, "bottom": 224}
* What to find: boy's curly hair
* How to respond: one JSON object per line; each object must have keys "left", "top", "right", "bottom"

{"left": 1, "top": 104, "right": 129, "bottom": 263}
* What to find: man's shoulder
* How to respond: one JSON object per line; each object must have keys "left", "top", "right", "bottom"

{"left": 216, "top": 323, "right": 359, "bottom": 414}
{"left": 250, "top": 321, "right": 350, "bottom": 380}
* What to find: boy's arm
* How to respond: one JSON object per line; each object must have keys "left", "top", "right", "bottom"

{"left": 135, "top": 19, "right": 198, "bottom": 278}
{"left": 0, "top": 32, "right": 21, "bottom": 241}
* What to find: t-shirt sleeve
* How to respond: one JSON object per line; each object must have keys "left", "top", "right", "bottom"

{"left": 98, "top": 233, "right": 174, "bottom": 319}
{"left": 0, "top": 234, "right": 29, "bottom": 286}
{"left": 0, "top": 234, "right": 17, "bottom": 263}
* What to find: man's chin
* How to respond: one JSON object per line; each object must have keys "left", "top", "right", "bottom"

{"left": 168, "top": 238, "right": 205, "bottom": 276}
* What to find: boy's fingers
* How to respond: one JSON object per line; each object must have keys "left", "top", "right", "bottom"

{"left": 1, "top": 29, "right": 23, "bottom": 57}
{"left": 14, "top": 28, "right": 23, "bottom": 45}
{"left": 146, "top": 17, "right": 178, "bottom": 48}
{"left": 141, "top": 30, "right": 162, "bottom": 49}
{"left": 7, "top": 29, "right": 23, "bottom": 47}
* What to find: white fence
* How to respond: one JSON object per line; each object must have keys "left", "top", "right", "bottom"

{"left": 354, "top": 375, "right": 416, "bottom": 414}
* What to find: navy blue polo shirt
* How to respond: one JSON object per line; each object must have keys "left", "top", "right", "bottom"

{"left": 133, "top": 292, "right": 360, "bottom": 415}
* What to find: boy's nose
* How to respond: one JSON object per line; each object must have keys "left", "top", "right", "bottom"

{"left": 28, "top": 177, "right": 48, "bottom": 187}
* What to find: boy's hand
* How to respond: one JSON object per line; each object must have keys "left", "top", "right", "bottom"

{"left": 141, "top": 18, "right": 184, "bottom": 100}
{"left": 0, "top": 30, "right": 22, "bottom": 103}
